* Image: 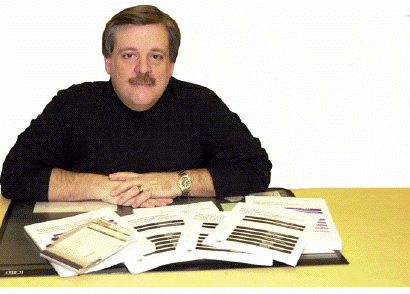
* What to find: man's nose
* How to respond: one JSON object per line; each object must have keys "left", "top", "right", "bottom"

{"left": 135, "top": 57, "right": 152, "bottom": 74}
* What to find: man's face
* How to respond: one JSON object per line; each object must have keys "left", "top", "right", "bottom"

{"left": 105, "top": 23, "right": 175, "bottom": 111}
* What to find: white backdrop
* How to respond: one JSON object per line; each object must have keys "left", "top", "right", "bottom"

{"left": 1, "top": 1, "right": 409, "bottom": 189}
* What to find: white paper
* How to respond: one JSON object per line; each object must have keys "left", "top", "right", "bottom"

{"left": 178, "top": 210, "right": 272, "bottom": 266}
{"left": 248, "top": 191, "right": 282, "bottom": 197}
{"left": 33, "top": 201, "right": 117, "bottom": 213}
{"left": 203, "top": 202, "right": 319, "bottom": 267}
{"left": 245, "top": 197, "right": 342, "bottom": 253}
{"left": 24, "top": 207, "right": 154, "bottom": 277}
{"left": 132, "top": 201, "right": 220, "bottom": 214}
{"left": 124, "top": 202, "right": 218, "bottom": 273}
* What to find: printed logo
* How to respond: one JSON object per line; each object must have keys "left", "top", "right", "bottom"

{"left": 4, "top": 270, "right": 24, "bottom": 276}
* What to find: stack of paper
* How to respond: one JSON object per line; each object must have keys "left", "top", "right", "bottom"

{"left": 25, "top": 198, "right": 342, "bottom": 276}
{"left": 24, "top": 207, "right": 155, "bottom": 277}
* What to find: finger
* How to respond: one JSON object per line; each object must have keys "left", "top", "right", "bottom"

{"left": 122, "top": 189, "right": 153, "bottom": 208}
{"left": 140, "top": 198, "right": 173, "bottom": 208}
{"left": 111, "top": 180, "right": 142, "bottom": 197}
{"left": 117, "top": 185, "right": 144, "bottom": 206}
{"left": 143, "top": 183, "right": 176, "bottom": 199}
{"left": 160, "top": 198, "right": 174, "bottom": 205}
{"left": 139, "top": 199, "right": 158, "bottom": 208}
{"left": 147, "top": 198, "right": 174, "bottom": 206}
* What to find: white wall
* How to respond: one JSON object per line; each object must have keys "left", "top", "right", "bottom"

{"left": 1, "top": 1, "right": 409, "bottom": 189}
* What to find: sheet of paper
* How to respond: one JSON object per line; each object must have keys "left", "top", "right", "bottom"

{"left": 124, "top": 202, "right": 219, "bottom": 273}
{"left": 203, "top": 202, "right": 319, "bottom": 267}
{"left": 178, "top": 210, "right": 272, "bottom": 266}
{"left": 33, "top": 201, "right": 117, "bottom": 213}
{"left": 132, "top": 200, "right": 219, "bottom": 214}
{"left": 24, "top": 207, "right": 154, "bottom": 277}
{"left": 248, "top": 191, "right": 282, "bottom": 197}
{"left": 245, "top": 197, "right": 342, "bottom": 253}
{"left": 121, "top": 210, "right": 188, "bottom": 273}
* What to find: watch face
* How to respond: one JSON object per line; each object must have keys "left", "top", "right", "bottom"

{"left": 181, "top": 176, "right": 191, "bottom": 187}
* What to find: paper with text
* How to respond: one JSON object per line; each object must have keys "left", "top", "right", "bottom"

{"left": 178, "top": 210, "right": 272, "bottom": 266}
{"left": 203, "top": 202, "right": 319, "bottom": 266}
{"left": 245, "top": 197, "right": 342, "bottom": 253}
{"left": 123, "top": 202, "right": 219, "bottom": 273}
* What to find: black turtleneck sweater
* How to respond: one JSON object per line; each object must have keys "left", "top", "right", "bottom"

{"left": 1, "top": 77, "right": 272, "bottom": 200}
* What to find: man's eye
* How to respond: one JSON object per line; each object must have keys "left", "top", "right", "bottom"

{"left": 123, "top": 53, "right": 134, "bottom": 59}
{"left": 152, "top": 54, "right": 163, "bottom": 60}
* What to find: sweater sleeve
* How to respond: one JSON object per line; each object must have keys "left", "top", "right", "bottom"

{"left": 194, "top": 91, "right": 272, "bottom": 197}
{"left": 0, "top": 99, "right": 69, "bottom": 201}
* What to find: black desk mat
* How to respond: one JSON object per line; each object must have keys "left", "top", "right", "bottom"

{"left": 0, "top": 189, "right": 348, "bottom": 277}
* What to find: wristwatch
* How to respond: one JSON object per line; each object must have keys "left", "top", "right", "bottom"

{"left": 177, "top": 171, "right": 192, "bottom": 197}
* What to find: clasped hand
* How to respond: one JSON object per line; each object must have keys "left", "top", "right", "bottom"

{"left": 108, "top": 172, "right": 180, "bottom": 208}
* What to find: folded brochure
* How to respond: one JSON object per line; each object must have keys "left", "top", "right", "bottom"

{"left": 40, "top": 219, "right": 132, "bottom": 274}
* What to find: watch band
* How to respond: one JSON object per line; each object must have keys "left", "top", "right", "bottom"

{"left": 177, "top": 170, "right": 192, "bottom": 197}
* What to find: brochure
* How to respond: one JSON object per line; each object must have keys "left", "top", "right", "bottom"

{"left": 24, "top": 207, "right": 154, "bottom": 277}
{"left": 245, "top": 197, "right": 342, "bottom": 253}
{"left": 203, "top": 202, "right": 319, "bottom": 266}
{"left": 40, "top": 219, "right": 132, "bottom": 274}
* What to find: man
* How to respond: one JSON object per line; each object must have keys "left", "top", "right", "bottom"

{"left": 0, "top": 5, "right": 272, "bottom": 208}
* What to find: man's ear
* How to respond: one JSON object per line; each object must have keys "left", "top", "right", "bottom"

{"left": 104, "top": 57, "right": 111, "bottom": 75}
{"left": 170, "top": 62, "right": 175, "bottom": 76}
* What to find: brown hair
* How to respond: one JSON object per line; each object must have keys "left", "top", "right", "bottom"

{"left": 102, "top": 5, "right": 181, "bottom": 62}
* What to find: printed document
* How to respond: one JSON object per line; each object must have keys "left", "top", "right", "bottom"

{"left": 123, "top": 201, "right": 219, "bottom": 273}
{"left": 178, "top": 210, "right": 272, "bottom": 266}
{"left": 204, "top": 202, "right": 319, "bottom": 267}
{"left": 245, "top": 197, "right": 342, "bottom": 253}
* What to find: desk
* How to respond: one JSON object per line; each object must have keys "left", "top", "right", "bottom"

{"left": 0, "top": 188, "right": 409, "bottom": 287}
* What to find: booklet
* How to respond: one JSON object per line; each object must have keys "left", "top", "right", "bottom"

{"left": 178, "top": 210, "right": 272, "bottom": 266}
{"left": 123, "top": 201, "right": 219, "bottom": 273}
{"left": 40, "top": 219, "right": 132, "bottom": 274}
{"left": 24, "top": 207, "right": 154, "bottom": 277}
{"left": 245, "top": 197, "right": 342, "bottom": 253}
{"left": 203, "top": 202, "right": 320, "bottom": 267}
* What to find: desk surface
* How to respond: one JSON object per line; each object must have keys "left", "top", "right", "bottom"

{"left": 0, "top": 188, "right": 409, "bottom": 287}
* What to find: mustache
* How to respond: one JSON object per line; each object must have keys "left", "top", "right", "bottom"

{"left": 128, "top": 74, "right": 156, "bottom": 86}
